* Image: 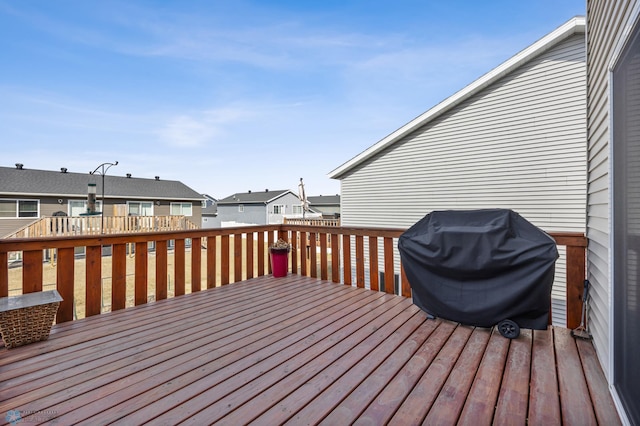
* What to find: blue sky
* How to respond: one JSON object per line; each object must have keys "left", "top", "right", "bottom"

{"left": 0, "top": 0, "right": 585, "bottom": 198}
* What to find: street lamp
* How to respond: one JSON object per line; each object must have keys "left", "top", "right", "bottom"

{"left": 90, "top": 161, "right": 118, "bottom": 233}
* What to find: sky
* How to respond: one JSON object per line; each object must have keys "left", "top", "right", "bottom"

{"left": 0, "top": 0, "right": 585, "bottom": 199}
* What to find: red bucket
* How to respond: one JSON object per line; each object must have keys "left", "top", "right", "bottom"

{"left": 269, "top": 248, "right": 289, "bottom": 277}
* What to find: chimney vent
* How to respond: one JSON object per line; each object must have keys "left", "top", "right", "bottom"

{"left": 15, "top": 163, "right": 23, "bottom": 170}
{"left": 155, "top": 176, "right": 160, "bottom": 181}
{"left": 126, "top": 173, "right": 132, "bottom": 178}
{"left": 265, "top": 189, "right": 268, "bottom": 192}
{"left": 61, "top": 168, "right": 67, "bottom": 173}
{"left": 248, "top": 190, "right": 251, "bottom": 193}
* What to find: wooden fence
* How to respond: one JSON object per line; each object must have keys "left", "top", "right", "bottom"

{"left": 7, "top": 215, "right": 199, "bottom": 239}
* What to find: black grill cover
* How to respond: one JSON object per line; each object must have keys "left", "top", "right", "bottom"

{"left": 398, "top": 209, "right": 558, "bottom": 330}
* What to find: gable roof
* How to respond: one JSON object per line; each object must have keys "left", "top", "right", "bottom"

{"left": 328, "top": 16, "right": 586, "bottom": 180}
{"left": 307, "top": 195, "right": 340, "bottom": 206}
{"left": 0, "top": 166, "right": 203, "bottom": 201}
{"left": 217, "top": 190, "right": 296, "bottom": 205}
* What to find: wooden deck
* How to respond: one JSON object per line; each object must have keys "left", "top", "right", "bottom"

{"left": 0, "top": 275, "right": 619, "bottom": 425}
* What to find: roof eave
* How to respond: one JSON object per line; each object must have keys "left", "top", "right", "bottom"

{"left": 327, "top": 16, "right": 586, "bottom": 180}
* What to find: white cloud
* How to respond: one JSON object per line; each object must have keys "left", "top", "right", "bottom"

{"left": 157, "top": 106, "right": 256, "bottom": 148}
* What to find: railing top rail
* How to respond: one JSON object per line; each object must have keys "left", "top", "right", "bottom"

{"left": 0, "top": 225, "right": 282, "bottom": 252}
{"left": 0, "top": 223, "right": 586, "bottom": 253}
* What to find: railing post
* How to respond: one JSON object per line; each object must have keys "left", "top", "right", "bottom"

{"left": 566, "top": 245, "right": 586, "bottom": 329}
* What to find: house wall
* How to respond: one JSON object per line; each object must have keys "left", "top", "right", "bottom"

{"left": 218, "top": 204, "right": 268, "bottom": 226}
{"left": 586, "top": 0, "right": 638, "bottom": 380}
{"left": 267, "top": 193, "right": 304, "bottom": 224}
{"left": 338, "top": 34, "right": 586, "bottom": 325}
{"left": 0, "top": 195, "right": 202, "bottom": 238}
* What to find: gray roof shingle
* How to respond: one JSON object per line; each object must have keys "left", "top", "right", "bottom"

{"left": 217, "top": 190, "right": 293, "bottom": 205}
{"left": 0, "top": 166, "right": 203, "bottom": 201}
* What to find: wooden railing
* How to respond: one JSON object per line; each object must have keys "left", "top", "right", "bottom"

{"left": 284, "top": 218, "right": 341, "bottom": 227}
{"left": 0, "top": 225, "right": 587, "bottom": 328}
{"left": 7, "top": 215, "right": 199, "bottom": 238}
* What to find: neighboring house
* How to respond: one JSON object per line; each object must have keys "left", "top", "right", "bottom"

{"left": 201, "top": 194, "right": 218, "bottom": 229}
{"left": 216, "top": 189, "right": 302, "bottom": 226}
{"left": 0, "top": 164, "right": 204, "bottom": 238}
{"left": 307, "top": 195, "right": 341, "bottom": 219}
{"left": 586, "top": 1, "right": 639, "bottom": 424}
{"left": 328, "top": 17, "right": 587, "bottom": 325}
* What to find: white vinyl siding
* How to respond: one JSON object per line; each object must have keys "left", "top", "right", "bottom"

{"left": 586, "top": 0, "right": 639, "bottom": 385}
{"left": 339, "top": 34, "right": 586, "bottom": 326}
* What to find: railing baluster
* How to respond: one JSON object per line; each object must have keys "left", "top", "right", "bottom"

{"left": 310, "top": 232, "right": 317, "bottom": 278}
{"left": 400, "top": 264, "right": 411, "bottom": 297}
{"left": 300, "top": 231, "right": 308, "bottom": 277}
{"left": 291, "top": 230, "right": 298, "bottom": 275}
{"left": 0, "top": 251, "right": 7, "bottom": 297}
{"left": 156, "top": 240, "right": 168, "bottom": 301}
{"left": 207, "top": 236, "right": 217, "bottom": 289}
{"left": 175, "top": 238, "right": 185, "bottom": 296}
{"left": 111, "top": 244, "right": 126, "bottom": 311}
{"left": 257, "top": 231, "right": 265, "bottom": 276}
{"left": 267, "top": 231, "right": 274, "bottom": 275}
{"left": 246, "top": 232, "right": 254, "bottom": 280}
{"left": 192, "top": 237, "right": 201, "bottom": 292}
{"left": 331, "top": 232, "right": 340, "bottom": 283}
{"left": 320, "top": 232, "right": 328, "bottom": 281}
{"left": 342, "top": 234, "right": 352, "bottom": 286}
{"left": 383, "top": 237, "right": 394, "bottom": 294}
{"left": 369, "top": 236, "right": 379, "bottom": 291}
{"left": 23, "top": 250, "right": 43, "bottom": 294}
{"left": 221, "top": 234, "right": 230, "bottom": 285}
{"left": 355, "top": 235, "right": 365, "bottom": 288}
{"left": 234, "top": 233, "right": 242, "bottom": 283}
{"left": 57, "top": 247, "right": 75, "bottom": 322}
{"left": 86, "top": 245, "right": 102, "bottom": 316}
{"left": 135, "top": 242, "right": 148, "bottom": 305}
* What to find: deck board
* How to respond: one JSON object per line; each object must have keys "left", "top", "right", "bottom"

{"left": 0, "top": 275, "right": 619, "bottom": 425}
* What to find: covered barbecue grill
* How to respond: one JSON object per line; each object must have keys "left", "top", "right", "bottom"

{"left": 398, "top": 209, "right": 558, "bottom": 338}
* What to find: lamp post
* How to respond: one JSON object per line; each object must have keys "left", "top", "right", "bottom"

{"left": 90, "top": 161, "right": 118, "bottom": 233}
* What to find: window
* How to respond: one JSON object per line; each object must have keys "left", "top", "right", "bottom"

{"left": 69, "top": 200, "right": 102, "bottom": 216}
{"left": 292, "top": 205, "right": 303, "bottom": 215}
{"left": 128, "top": 201, "right": 153, "bottom": 216}
{"left": 170, "top": 202, "right": 193, "bottom": 216}
{"left": 0, "top": 199, "right": 39, "bottom": 218}
{"left": 273, "top": 205, "right": 285, "bottom": 214}
{"left": 238, "top": 204, "right": 244, "bottom": 213}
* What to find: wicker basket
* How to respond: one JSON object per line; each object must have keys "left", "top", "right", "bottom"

{"left": 0, "top": 290, "right": 62, "bottom": 349}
